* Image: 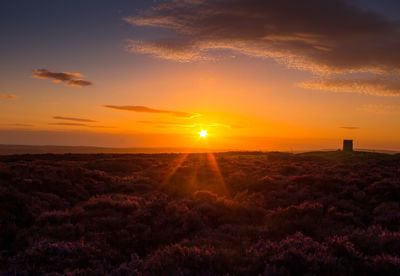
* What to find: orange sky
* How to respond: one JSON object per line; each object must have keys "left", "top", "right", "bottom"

{"left": 1, "top": 0, "right": 400, "bottom": 151}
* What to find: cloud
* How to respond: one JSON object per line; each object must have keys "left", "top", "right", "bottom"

{"left": 0, "top": 123, "right": 33, "bottom": 127}
{"left": 67, "top": 79, "right": 93, "bottom": 87}
{"left": 125, "top": 0, "right": 400, "bottom": 96}
{"left": 0, "top": 93, "right": 17, "bottom": 100}
{"left": 33, "top": 69, "right": 92, "bottom": 88}
{"left": 340, "top": 126, "right": 360, "bottom": 130}
{"left": 49, "top": 122, "right": 115, "bottom": 129}
{"left": 104, "top": 105, "right": 201, "bottom": 119}
{"left": 125, "top": 0, "right": 400, "bottom": 73}
{"left": 137, "top": 120, "right": 181, "bottom": 125}
{"left": 137, "top": 120, "right": 242, "bottom": 129}
{"left": 137, "top": 120, "right": 197, "bottom": 128}
{"left": 126, "top": 39, "right": 204, "bottom": 62}
{"left": 53, "top": 116, "right": 97, "bottom": 123}
{"left": 359, "top": 104, "right": 400, "bottom": 114}
{"left": 206, "top": 122, "right": 242, "bottom": 129}
{"left": 51, "top": 116, "right": 113, "bottom": 129}
{"left": 299, "top": 75, "right": 400, "bottom": 96}
{"left": 12, "top": 123, "right": 34, "bottom": 127}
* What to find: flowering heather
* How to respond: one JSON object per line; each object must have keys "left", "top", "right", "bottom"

{"left": 0, "top": 151, "right": 399, "bottom": 274}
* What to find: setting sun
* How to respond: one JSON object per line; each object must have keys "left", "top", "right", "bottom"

{"left": 199, "top": 129, "right": 208, "bottom": 138}
{"left": 2, "top": 1, "right": 400, "bottom": 274}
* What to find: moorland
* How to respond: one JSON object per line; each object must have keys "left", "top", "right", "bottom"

{"left": 0, "top": 151, "right": 400, "bottom": 275}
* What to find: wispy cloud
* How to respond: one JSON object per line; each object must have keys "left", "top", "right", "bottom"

{"left": 0, "top": 123, "right": 34, "bottom": 127}
{"left": 12, "top": 123, "right": 34, "bottom": 127}
{"left": 33, "top": 69, "right": 92, "bottom": 88}
{"left": 137, "top": 120, "right": 242, "bottom": 129}
{"left": 125, "top": 0, "right": 400, "bottom": 96}
{"left": 137, "top": 120, "right": 197, "bottom": 128}
{"left": 299, "top": 75, "right": 400, "bottom": 96}
{"left": 340, "top": 126, "right": 360, "bottom": 130}
{"left": 104, "top": 105, "right": 201, "bottom": 119}
{"left": 207, "top": 123, "right": 243, "bottom": 129}
{"left": 0, "top": 93, "right": 17, "bottom": 100}
{"left": 53, "top": 116, "right": 97, "bottom": 123}
{"left": 359, "top": 104, "right": 400, "bottom": 114}
{"left": 49, "top": 122, "right": 115, "bottom": 129}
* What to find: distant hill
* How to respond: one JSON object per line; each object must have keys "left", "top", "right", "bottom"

{"left": 0, "top": 144, "right": 225, "bottom": 155}
{"left": 0, "top": 144, "right": 398, "bottom": 155}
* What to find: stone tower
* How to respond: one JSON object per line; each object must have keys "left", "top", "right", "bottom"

{"left": 343, "top": 140, "right": 353, "bottom": 152}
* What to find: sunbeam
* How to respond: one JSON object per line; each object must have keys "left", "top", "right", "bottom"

{"left": 206, "top": 152, "right": 230, "bottom": 196}
{"left": 161, "top": 153, "right": 189, "bottom": 186}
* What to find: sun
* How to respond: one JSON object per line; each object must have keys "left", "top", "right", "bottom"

{"left": 199, "top": 129, "right": 208, "bottom": 138}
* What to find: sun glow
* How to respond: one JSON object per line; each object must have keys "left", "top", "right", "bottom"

{"left": 199, "top": 129, "right": 208, "bottom": 138}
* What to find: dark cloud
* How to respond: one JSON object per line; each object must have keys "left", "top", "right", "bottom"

{"left": 67, "top": 79, "right": 93, "bottom": 87}
{"left": 125, "top": 0, "right": 400, "bottom": 72}
{"left": 53, "top": 116, "right": 97, "bottom": 123}
{"left": 49, "top": 123, "right": 115, "bottom": 129}
{"left": 340, "top": 126, "right": 360, "bottom": 130}
{"left": 104, "top": 105, "right": 200, "bottom": 119}
{"left": 33, "top": 69, "right": 93, "bottom": 88}
{"left": 0, "top": 93, "right": 17, "bottom": 100}
{"left": 126, "top": 0, "right": 400, "bottom": 96}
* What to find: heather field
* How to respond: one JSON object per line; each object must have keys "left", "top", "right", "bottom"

{"left": 1, "top": 151, "right": 400, "bottom": 275}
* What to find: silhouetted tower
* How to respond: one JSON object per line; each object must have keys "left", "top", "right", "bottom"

{"left": 343, "top": 140, "right": 353, "bottom": 152}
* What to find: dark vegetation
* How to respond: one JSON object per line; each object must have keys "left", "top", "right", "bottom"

{"left": 0, "top": 151, "right": 400, "bottom": 275}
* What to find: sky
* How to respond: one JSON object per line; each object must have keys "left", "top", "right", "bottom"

{"left": 1, "top": 0, "right": 400, "bottom": 151}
